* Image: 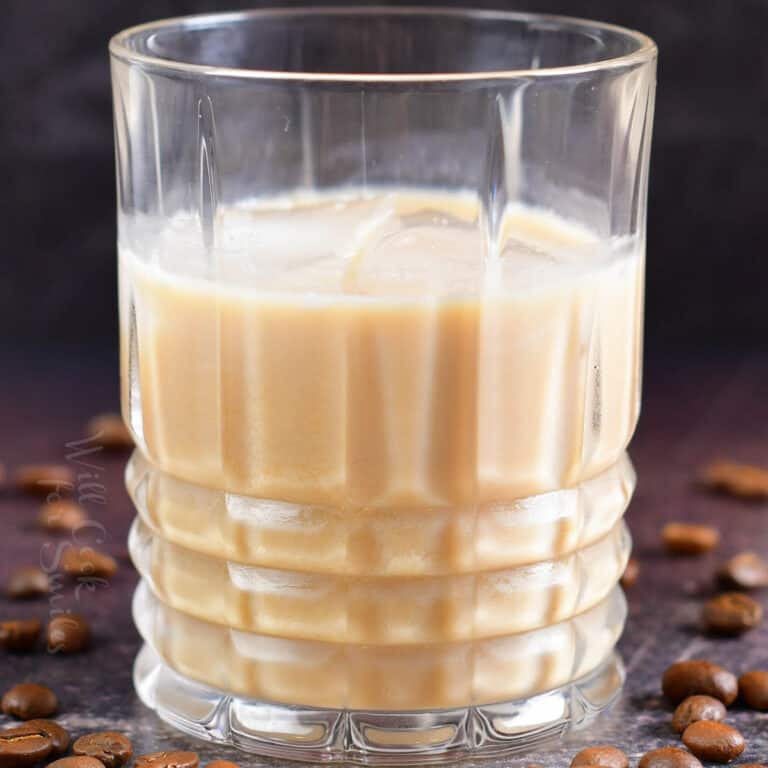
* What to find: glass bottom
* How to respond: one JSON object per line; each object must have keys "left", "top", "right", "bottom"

{"left": 133, "top": 644, "right": 624, "bottom": 764}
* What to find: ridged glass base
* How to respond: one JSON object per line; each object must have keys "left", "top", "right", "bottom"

{"left": 134, "top": 644, "right": 624, "bottom": 764}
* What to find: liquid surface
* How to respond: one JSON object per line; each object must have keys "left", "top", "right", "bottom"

{"left": 120, "top": 188, "right": 643, "bottom": 507}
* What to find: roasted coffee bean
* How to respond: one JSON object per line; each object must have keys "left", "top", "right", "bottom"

{"left": 1, "top": 684, "right": 57, "bottom": 720}
{"left": 702, "top": 592, "right": 763, "bottom": 635}
{"left": 21, "top": 720, "right": 69, "bottom": 755}
{"left": 671, "top": 695, "right": 727, "bottom": 733}
{"left": 701, "top": 460, "right": 768, "bottom": 500}
{"left": 61, "top": 548, "right": 117, "bottom": 580}
{"left": 6, "top": 567, "right": 49, "bottom": 600}
{"left": 662, "top": 523, "right": 720, "bottom": 555}
{"left": 638, "top": 747, "right": 702, "bottom": 768}
{"left": 718, "top": 552, "right": 768, "bottom": 590}
{"left": 620, "top": 558, "right": 640, "bottom": 589}
{"left": 205, "top": 762, "right": 240, "bottom": 768}
{"left": 135, "top": 751, "right": 199, "bottom": 768}
{"left": 46, "top": 613, "right": 90, "bottom": 654}
{"left": 682, "top": 720, "right": 745, "bottom": 763}
{"left": 73, "top": 733, "right": 132, "bottom": 768}
{"left": 0, "top": 620, "right": 41, "bottom": 653}
{"left": 739, "top": 669, "right": 768, "bottom": 710}
{"left": 571, "top": 745, "right": 629, "bottom": 767}
{"left": 48, "top": 758, "right": 106, "bottom": 768}
{"left": 39, "top": 500, "right": 87, "bottom": 533}
{"left": 637, "top": 747, "right": 702, "bottom": 768}
{"left": 662, "top": 660, "right": 738, "bottom": 705}
{"left": 0, "top": 723, "right": 53, "bottom": 767}
{"left": 14, "top": 465, "right": 74, "bottom": 497}
{"left": 86, "top": 414, "right": 133, "bottom": 450}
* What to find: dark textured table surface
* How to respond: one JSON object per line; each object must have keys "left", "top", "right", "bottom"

{"left": 1, "top": 351, "right": 767, "bottom": 766}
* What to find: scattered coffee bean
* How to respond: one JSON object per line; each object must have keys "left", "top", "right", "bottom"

{"left": 718, "top": 551, "right": 768, "bottom": 590}
{"left": 39, "top": 500, "right": 87, "bottom": 533}
{"left": 62, "top": 548, "right": 117, "bottom": 580}
{"left": 571, "top": 745, "right": 629, "bottom": 767}
{"left": 135, "top": 751, "right": 199, "bottom": 768}
{"left": 73, "top": 732, "right": 132, "bottom": 768}
{"left": 0, "top": 722, "right": 53, "bottom": 767}
{"left": 701, "top": 460, "right": 768, "bottom": 500}
{"left": 21, "top": 720, "right": 70, "bottom": 755}
{"left": 682, "top": 720, "right": 745, "bottom": 763}
{"left": 6, "top": 567, "right": 49, "bottom": 600}
{"left": 662, "top": 660, "right": 738, "bottom": 705}
{"left": 86, "top": 413, "right": 134, "bottom": 450}
{"left": 738, "top": 669, "right": 768, "bottom": 710}
{"left": 46, "top": 613, "right": 90, "bottom": 654}
{"left": 621, "top": 558, "right": 640, "bottom": 589}
{"left": 1, "top": 684, "right": 57, "bottom": 720}
{"left": 671, "top": 695, "right": 726, "bottom": 733}
{"left": 48, "top": 758, "right": 107, "bottom": 768}
{"left": 638, "top": 747, "right": 702, "bottom": 768}
{"left": 14, "top": 465, "right": 74, "bottom": 497}
{"left": 0, "top": 620, "right": 41, "bottom": 653}
{"left": 662, "top": 523, "right": 720, "bottom": 555}
{"left": 702, "top": 592, "right": 763, "bottom": 635}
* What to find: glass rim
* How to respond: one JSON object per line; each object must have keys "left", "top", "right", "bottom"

{"left": 109, "top": 5, "right": 657, "bottom": 83}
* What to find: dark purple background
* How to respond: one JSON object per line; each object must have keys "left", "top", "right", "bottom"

{"left": 2, "top": 0, "right": 768, "bottom": 358}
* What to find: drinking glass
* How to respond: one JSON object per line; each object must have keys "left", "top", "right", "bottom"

{"left": 111, "top": 8, "right": 656, "bottom": 763}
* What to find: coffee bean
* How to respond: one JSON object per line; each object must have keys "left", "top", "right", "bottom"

{"left": 702, "top": 592, "right": 763, "bottom": 635}
{"left": 205, "top": 763, "right": 240, "bottom": 768}
{"left": 62, "top": 548, "right": 117, "bottom": 580}
{"left": 701, "top": 460, "right": 768, "bottom": 500}
{"left": 86, "top": 414, "right": 134, "bottom": 450}
{"left": 0, "top": 620, "right": 41, "bottom": 653}
{"left": 134, "top": 751, "right": 199, "bottom": 768}
{"left": 46, "top": 614, "right": 90, "bottom": 654}
{"left": 662, "top": 523, "right": 720, "bottom": 555}
{"left": 671, "top": 695, "right": 727, "bottom": 733}
{"left": 718, "top": 552, "right": 768, "bottom": 590}
{"left": 682, "top": 720, "right": 745, "bottom": 763}
{"left": 662, "top": 660, "right": 738, "bottom": 705}
{"left": 14, "top": 465, "right": 74, "bottom": 497}
{"left": 571, "top": 745, "right": 629, "bottom": 767}
{"left": 1, "top": 684, "right": 57, "bottom": 720}
{"left": 621, "top": 558, "right": 640, "bottom": 589}
{"left": 0, "top": 723, "right": 53, "bottom": 767}
{"left": 6, "top": 567, "right": 49, "bottom": 600}
{"left": 739, "top": 669, "right": 768, "bottom": 710}
{"left": 48, "top": 758, "right": 106, "bottom": 768}
{"left": 21, "top": 720, "right": 69, "bottom": 754}
{"left": 638, "top": 747, "right": 702, "bottom": 768}
{"left": 73, "top": 732, "right": 132, "bottom": 768}
{"left": 39, "top": 500, "right": 87, "bottom": 533}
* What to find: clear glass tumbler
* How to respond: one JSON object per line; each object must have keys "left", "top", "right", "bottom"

{"left": 111, "top": 8, "right": 656, "bottom": 763}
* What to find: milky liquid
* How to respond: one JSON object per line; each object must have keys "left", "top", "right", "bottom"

{"left": 120, "top": 188, "right": 643, "bottom": 509}
{"left": 123, "top": 188, "right": 641, "bottom": 708}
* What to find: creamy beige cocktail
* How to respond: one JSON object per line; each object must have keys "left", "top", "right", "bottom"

{"left": 122, "top": 188, "right": 641, "bottom": 709}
